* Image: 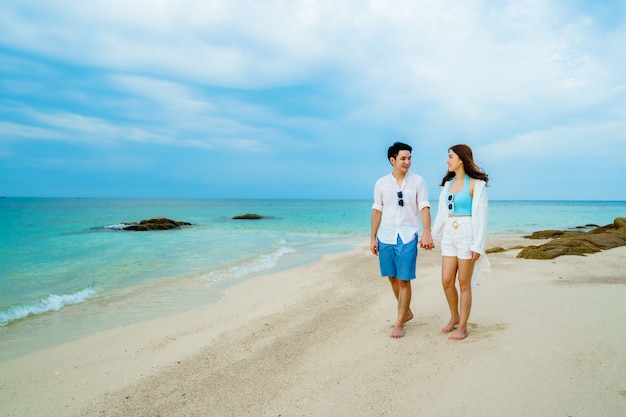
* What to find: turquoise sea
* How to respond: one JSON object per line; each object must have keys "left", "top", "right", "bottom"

{"left": 1, "top": 198, "right": 625, "bottom": 361}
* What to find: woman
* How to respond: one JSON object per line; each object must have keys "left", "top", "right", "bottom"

{"left": 432, "top": 144, "right": 490, "bottom": 340}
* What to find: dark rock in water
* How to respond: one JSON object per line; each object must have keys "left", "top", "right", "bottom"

{"left": 232, "top": 213, "right": 265, "bottom": 220}
{"left": 517, "top": 217, "right": 626, "bottom": 259}
{"left": 122, "top": 217, "right": 191, "bottom": 231}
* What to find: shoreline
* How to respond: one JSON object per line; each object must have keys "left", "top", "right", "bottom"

{"left": 1, "top": 236, "right": 625, "bottom": 416}
{"left": 0, "top": 235, "right": 363, "bottom": 363}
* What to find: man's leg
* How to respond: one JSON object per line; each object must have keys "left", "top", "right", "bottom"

{"left": 388, "top": 277, "right": 413, "bottom": 326}
{"left": 390, "top": 278, "right": 412, "bottom": 338}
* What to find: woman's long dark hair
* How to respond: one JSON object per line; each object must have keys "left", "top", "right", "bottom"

{"left": 440, "top": 144, "right": 489, "bottom": 186}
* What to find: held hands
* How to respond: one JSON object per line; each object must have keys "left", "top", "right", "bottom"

{"left": 419, "top": 240, "right": 435, "bottom": 250}
{"left": 371, "top": 235, "right": 436, "bottom": 255}
{"left": 419, "top": 231, "right": 435, "bottom": 250}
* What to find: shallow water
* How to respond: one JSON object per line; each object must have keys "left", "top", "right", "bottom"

{"left": 1, "top": 198, "right": 624, "bottom": 361}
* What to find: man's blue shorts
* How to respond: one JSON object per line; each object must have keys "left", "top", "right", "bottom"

{"left": 378, "top": 235, "right": 418, "bottom": 281}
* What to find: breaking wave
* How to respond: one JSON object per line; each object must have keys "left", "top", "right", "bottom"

{"left": 0, "top": 286, "right": 97, "bottom": 326}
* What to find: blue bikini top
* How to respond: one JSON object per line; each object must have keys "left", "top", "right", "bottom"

{"left": 448, "top": 175, "right": 472, "bottom": 216}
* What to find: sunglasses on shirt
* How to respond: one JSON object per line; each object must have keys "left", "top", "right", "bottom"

{"left": 397, "top": 191, "right": 404, "bottom": 207}
{"left": 447, "top": 194, "right": 454, "bottom": 211}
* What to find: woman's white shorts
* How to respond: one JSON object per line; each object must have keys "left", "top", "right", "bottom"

{"left": 441, "top": 216, "right": 474, "bottom": 259}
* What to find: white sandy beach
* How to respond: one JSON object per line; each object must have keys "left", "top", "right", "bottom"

{"left": 1, "top": 236, "right": 625, "bottom": 417}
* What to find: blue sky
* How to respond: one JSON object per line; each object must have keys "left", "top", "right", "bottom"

{"left": 1, "top": 0, "right": 625, "bottom": 200}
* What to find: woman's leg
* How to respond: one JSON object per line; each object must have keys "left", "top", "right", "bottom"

{"left": 449, "top": 259, "right": 474, "bottom": 340}
{"left": 440, "top": 256, "right": 459, "bottom": 333}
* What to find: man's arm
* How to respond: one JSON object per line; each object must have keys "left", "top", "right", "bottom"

{"left": 419, "top": 207, "right": 434, "bottom": 250}
{"left": 370, "top": 209, "right": 382, "bottom": 255}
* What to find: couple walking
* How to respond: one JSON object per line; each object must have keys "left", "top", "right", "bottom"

{"left": 370, "top": 142, "right": 490, "bottom": 340}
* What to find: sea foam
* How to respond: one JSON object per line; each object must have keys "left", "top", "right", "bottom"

{"left": 103, "top": 223, "right": 130, "bottom": 230}
{"left": 0, "top": 287, "right": 97, "bottom": 326}
{"left": 201, "top": 245, "right": 296, "bottom": 282}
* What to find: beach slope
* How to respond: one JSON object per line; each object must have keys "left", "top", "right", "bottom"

{"left": 1, "top": 237, "right": 625, "bottom": 416}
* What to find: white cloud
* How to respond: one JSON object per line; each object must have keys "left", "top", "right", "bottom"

{"left": 109, "top": 74, "right": 214, "bottom": 114}
{"left": 0, "top": 121, "right": 62, "bottom": 140}
{"left": 481, "top": 120, "right": 626, "bottom": 159}
{"left": 478, "top": 120, "right": 626, "bottom": 198}
{"left": 1, "top": 0, "right": 625, "bottom": 198}
{"left": 2, "top": 0, "right": 623, "bottom": 104}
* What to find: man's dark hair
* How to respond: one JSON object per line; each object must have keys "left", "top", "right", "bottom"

{"left": 387, "top": 142, "right": 412, "bottom": 160}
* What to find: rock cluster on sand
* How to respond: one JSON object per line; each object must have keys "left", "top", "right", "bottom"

{"left": 121, "top": 217, "right": 191, "bottom": 231}
{"left": 515, "top": 217, "right": 626, "bottom": 259}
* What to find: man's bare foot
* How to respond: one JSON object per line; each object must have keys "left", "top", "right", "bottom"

{"left": 402, "top": 311, "right": 414, "bottom": 325}
{"left": 391, "top": 311, "right": 414, "bottom": 328}
{"left": 449, "top": 328, "right": 468, "bottom": 340}
{"left": 390, "top": 326, "right": 405, "bottom": 338}
{"left": 441, "top": 318, "right": 459, "bottom": 334}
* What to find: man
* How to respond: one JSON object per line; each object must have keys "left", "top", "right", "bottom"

{"left": 371, "top": 142, "right": 434, "bottom": 338}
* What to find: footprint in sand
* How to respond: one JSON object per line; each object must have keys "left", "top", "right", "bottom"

{"left": 467, "top": 322, "right": 508, "bottom": 339}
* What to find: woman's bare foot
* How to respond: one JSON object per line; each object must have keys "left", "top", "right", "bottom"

{"left": 390, "top": 326, "right": 405, "bottom": 338}
{"left": 441, "top": 317, "right": 459, "bottom": 334}
{"left": 449, "top": 328, "right": 468, "bottom": 340}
